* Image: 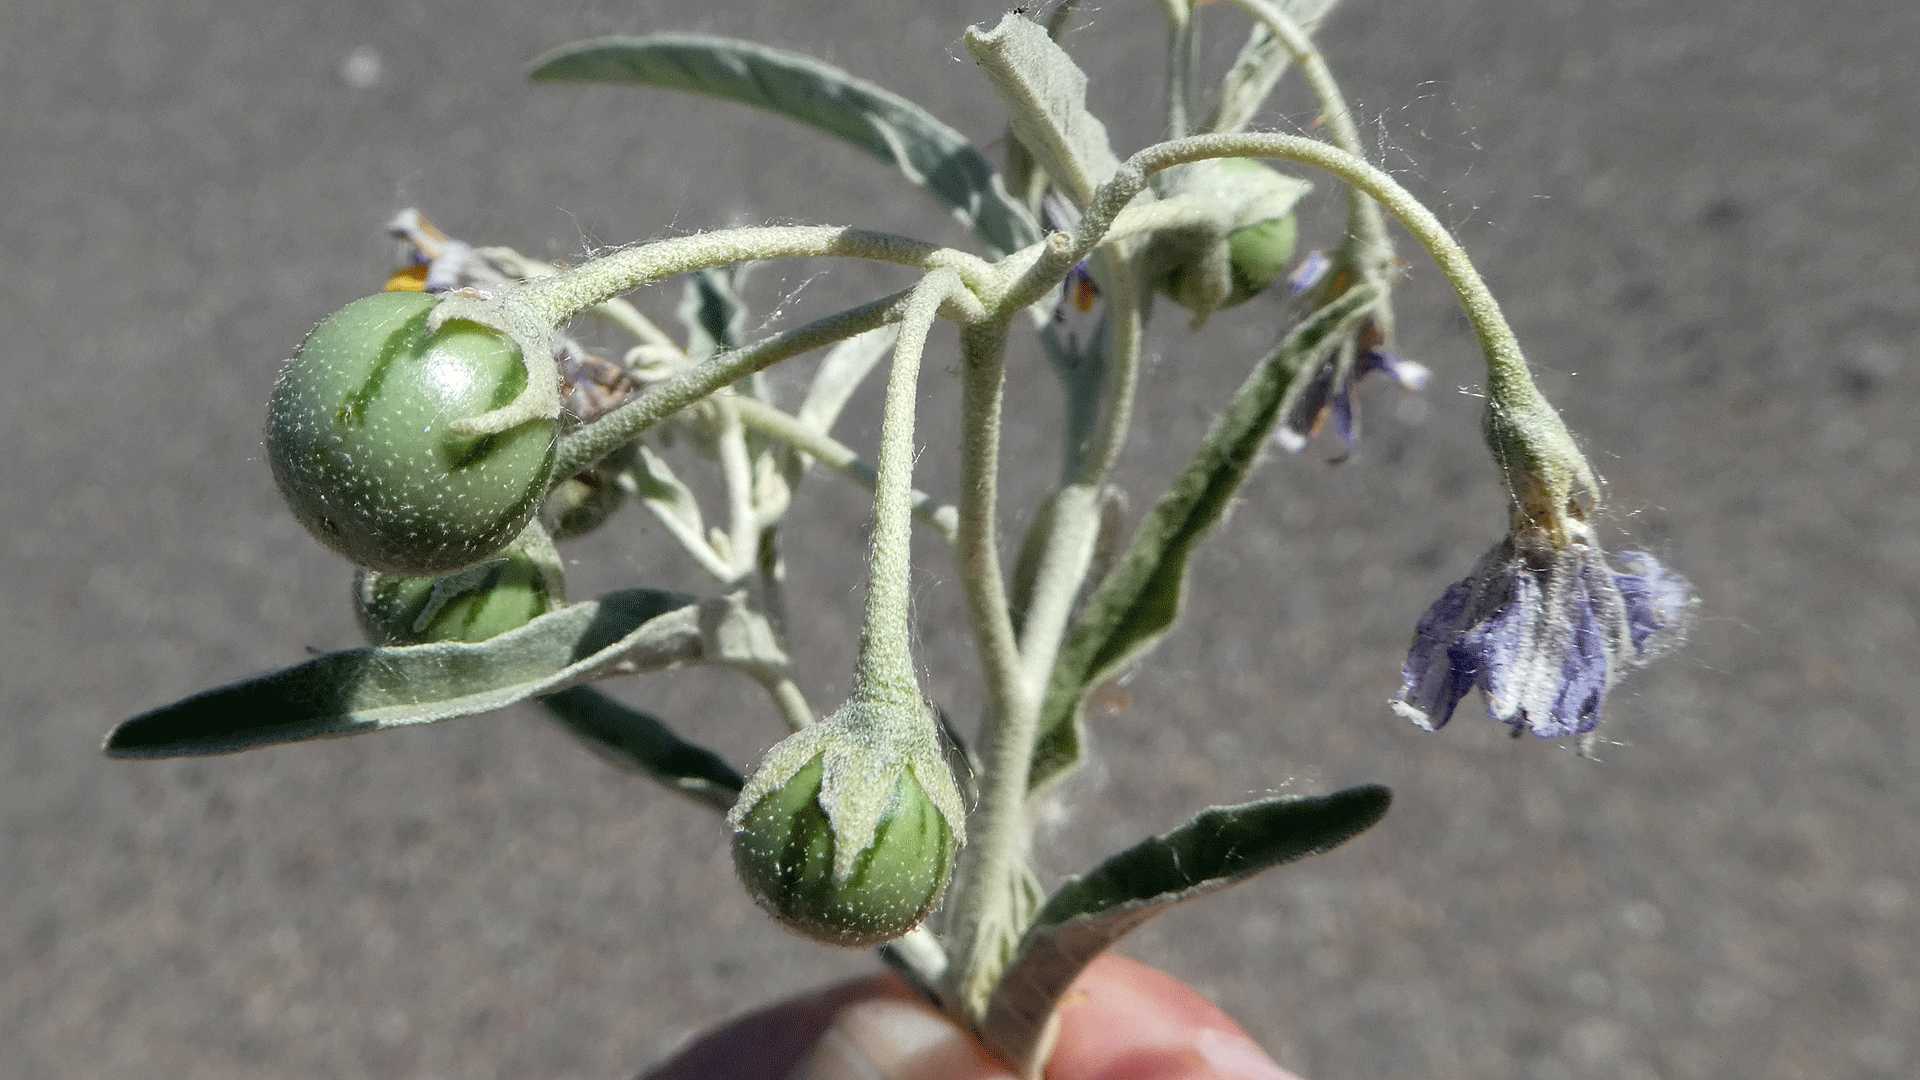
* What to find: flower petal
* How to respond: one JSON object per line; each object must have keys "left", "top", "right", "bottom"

{"left": 1363, "top": 348, "right": 1432, "bottom": 392}
{"left": 1392, "top": 579, "right": 1478, "bottom": 730}
{"left": 1612, "top": 551, "right": 1692, "bottom": 656}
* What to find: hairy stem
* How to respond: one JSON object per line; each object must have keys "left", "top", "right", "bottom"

{"left": 1127, "top": 133, "right": 1532, "bottom": 398}
{"left": 516, "top": 226, "right": 994, "bottom": 327}
{"left": 553, "top": 292, "right": 905, "bottom": 478}
{"left": 1222, "top": 0, "right": 1394, "bottom": 281}
{"left": 1163, "top": 0, "right": 1197, "bottom": 140}
{"left": 851, "top": 272, "right": 963, "bottom": 694}
{"left": 946, "top": 315, "right": 1045, "bottom": 1017}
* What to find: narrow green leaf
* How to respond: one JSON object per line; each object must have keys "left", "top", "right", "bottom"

{"left": 529, "top": 34, "right": 1040, "bottom": 257}
{"left": 981, "top": 785, "right": 1391, "bottom": 1073}
{"left": 1029, "top": 285, "right": 1378, "bottom": 791}
{"left": 105, "top": 590, "right": 706, "bottom": 758}
{"left": 539, "top": 685, "right": 742, "bottom": 811}
{"left": 963, "top": 13, "right": 1121, "bottom": 208}
{"left": 796, "top": 325, "right": 898, "bottom": 435}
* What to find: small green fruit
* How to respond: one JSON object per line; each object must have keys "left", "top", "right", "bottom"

{"left": 1224, "top": 211, "right": 1299, "bottom": 304}
{"left": 1150, "top": 158, "right": 1307, "bottom": 316}
{"left": 354, "top": 551, "right": 558, "bottom": 647}
{"left": 266, "top": 292, "right": 556, "bottom": 575}
{"left": 732, "top": 756, "right": 959, "bottom": 948}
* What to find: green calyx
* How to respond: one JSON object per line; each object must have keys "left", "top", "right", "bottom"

{"left": 354, "top": 549, "right": 560, "bottom": 647}
{"left": 266, "top": 291, "right": 558, "bottom": 575}
{"left": 729, "top": 699, "right": 966, "bottom": 947}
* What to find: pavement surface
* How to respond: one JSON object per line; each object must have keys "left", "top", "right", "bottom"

{"left": 3, "top": 1, "right": 1915, "bottom": 1078}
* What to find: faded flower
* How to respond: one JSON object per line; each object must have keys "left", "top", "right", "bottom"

{"left": 1277, "top": 251, "right": 1428, "bottom": 457}
{"left": 1393, "top": 528, "right": 1692, "bottom": 738}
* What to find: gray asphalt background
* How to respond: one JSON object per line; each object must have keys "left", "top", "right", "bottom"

{"left": 4, "top": 1, "right": 1916, "bottom": 1078}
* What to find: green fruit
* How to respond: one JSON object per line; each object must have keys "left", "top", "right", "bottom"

{"left": 266, "top": 292, "right": 556, "bottom": 575}
{"left": 1225, "top": 211, "right": 1299, "bottom": 304}
{"left": 1151, "top": 158, "right": 1305, "bottom": 314}
{"left": 732, "top": 757, "right": 958, "bottom": 947}
{"left": 354, "top": 551, "right": 557, "bottom": 647}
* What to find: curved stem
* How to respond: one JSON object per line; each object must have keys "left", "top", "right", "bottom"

{"left": 1222, "top": 0, "right": 1393, "bottom": 277}
{"left": 732, "top": 397, "right": 959, "bottom": 544}
{"left": 513, "top": 226, "right": 994, "bottom": 327}
{"left": 1122, "top": 133, "right": 1598, "bottom": 529}
{"left": 1077, "top": 133, "right": 1539, "bottom": 401}
{"left": 851, "top": 271, "right": 964, "bottom": 696}
{"left": 477, "top": 246, "right": 680, "bottom": 350}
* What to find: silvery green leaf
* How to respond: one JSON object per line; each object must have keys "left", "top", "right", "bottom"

{"left": 696, "top": 592, "right": 792, "bottom": 680}
{"left": 678, "top": 266, "right": 750, "bottom": 359}
{"left": 964, "top": 13, "right": 1121, "bottom": 208}
{"left": 1029, "top": 285, "right": 1378, "bottom": 791}
{"left": 632, "top": 444, "right": 709, "bottom": 549}
{"left": 539, "top": 685, "right": 742, "bottom": 811}
{"left": 104, "top": 590, "right": 707, "bottom": 758}
{"left": 795, "top": 325, "right": 899, "bottom": 435}
{"left": 980, "top": 785, "right": 1391, "bottom": 1074}
{"left": 1207, "top": 0, "right": 1345, "bottom": 135}
{"left": 529, "top": 35, "right": 1040, "bottom": 257}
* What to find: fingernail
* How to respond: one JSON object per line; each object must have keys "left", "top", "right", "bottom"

{"left": 1194, "top": 1028, "right": 1302, "bottom": 1080}
{"left": 788, "top": 999, "right": 1014, "bottom": 1080}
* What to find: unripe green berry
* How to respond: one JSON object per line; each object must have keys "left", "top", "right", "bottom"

{"left": 1151, "top": 158, "right": 1305, "bottom": 315}
{"left": 1224, "top": 211, "right": 1299, "bottom": 305}
{"left": 732, "top": 756, "right": 959, "bottom": 948}
{"left": 266, "top": 291, "right": 556, "bottom": 575}
{"left": 354, "top": 550, "right": 558, "bottom": 647}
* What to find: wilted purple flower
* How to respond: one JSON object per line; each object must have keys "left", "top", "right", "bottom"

{"left": 1393, "top": 531, "right": 1691, "bottom": 738}
{"left": 1276, "top": 316, "right": 1430, "bottom": 457}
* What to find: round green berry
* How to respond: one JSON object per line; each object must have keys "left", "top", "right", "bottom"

{"left": 354, "top": 551, "right": 558, "bottom": 647}
{"left": 732, "top": 758, "right": 958, "bottom": 948}
{"left": 266, "top": 292, "right": 556, "bottom": 575}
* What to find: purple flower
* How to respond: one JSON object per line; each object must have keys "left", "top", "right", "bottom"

{"left": 1393, "top": 533, "right": 1691, "bottom": 738}
{"left": 1276, "top": 316, "right": 1430, "bottom": 458}
{"left": 1275, "top": 249, "right": 1427, "bottom": 458}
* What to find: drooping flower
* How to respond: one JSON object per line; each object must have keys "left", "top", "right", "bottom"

{"left": 1276, "top": 315, "right": 1430, "bottom": 456}
{"left": 1276, "top": 251, "right": 1428, "bottom": 458}
{"left": 1393, "top": 526, "right": 1691, "bottom": 738}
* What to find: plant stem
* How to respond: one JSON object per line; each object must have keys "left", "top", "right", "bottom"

{"left": 1162, "top": 0, "right": 1196, "bottom": 140}
{"left": 513, "top": 226, "right": 995, "bottom": 327}
{"left": 1222, "top": 0, "right": 1394, "bottom": 287}
{"left": 713, "top": 394, "right": 761, "bottom": 583}
{"left": 552, "top": 291, "right": 904, "bottom": 478}
{"left": 759, "top": 674, "right": 817, "bottom": 732}
{"left": 850, "top": 272, "right": 961, "bottom": 695}
{"left": 1016, "top": 255, "right": 1142, "bottom": 685}
{"left": 1071, "top": 133, "right": 1539, "bottom": 403}
{"left": 946, "top": 314, "right": 1047, "bottom": 1017}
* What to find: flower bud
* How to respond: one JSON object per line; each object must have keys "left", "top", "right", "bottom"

{"left": 354, "top": 550, "right": 558, "bottom": 647}
{"left": 729, "top": 702, "right": 965, "bottom": 947}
